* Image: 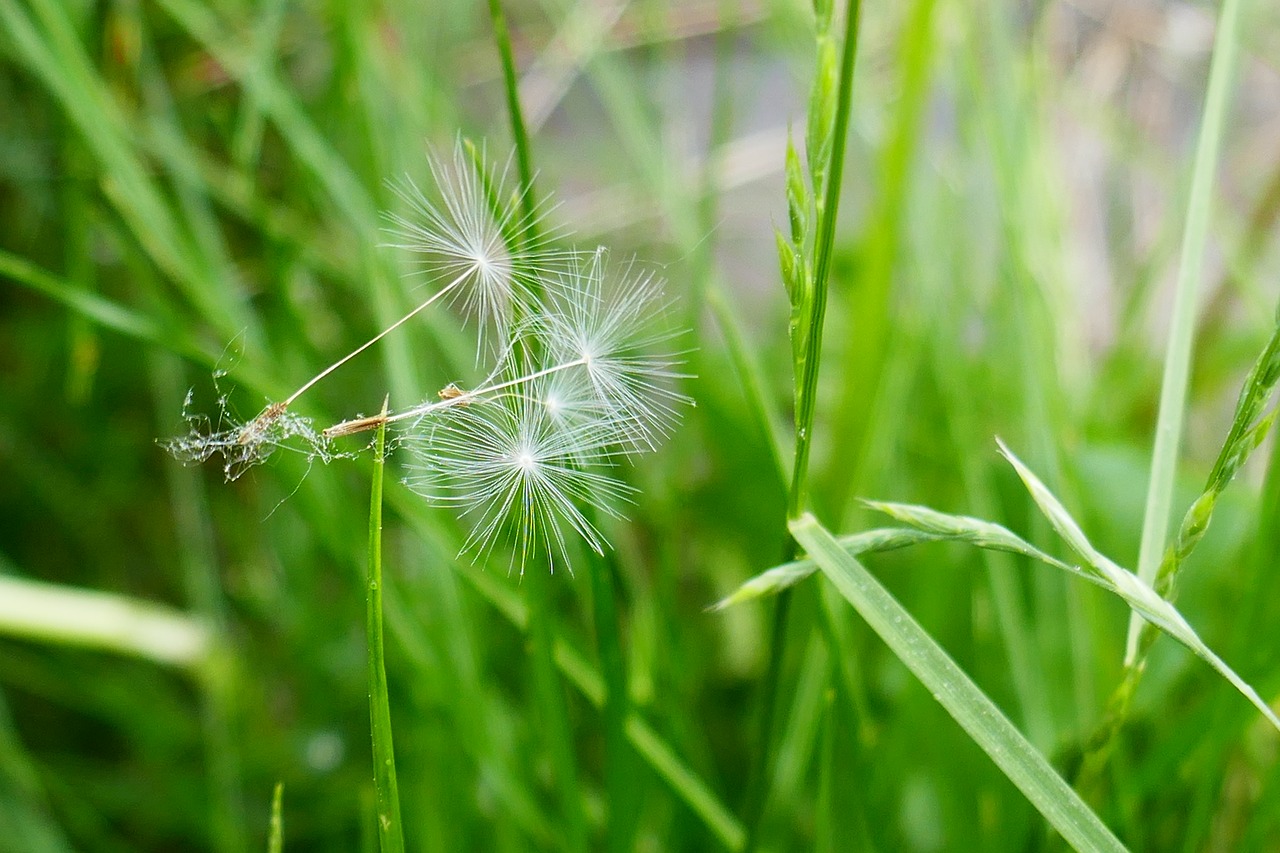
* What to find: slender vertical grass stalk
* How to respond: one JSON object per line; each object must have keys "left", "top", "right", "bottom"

{"left": 268, "top": 783, "right": 284, "bottom": 853}
{"left": 1124, "top": 0, "right": 1244, "bottom": 665}
{"left": 487, "top": 0, "right": 538, "bottom": 252}
{"left": 788, "top": 0, "right": 861, "bottom": 520}
{"left": 366, "top": 404, "right": 404, "bottom": 853}
{"left": 742, "top": 3, "right": 863, "bottom": 850}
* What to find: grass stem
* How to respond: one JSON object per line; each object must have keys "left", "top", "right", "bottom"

{"left": 590, "top": 550, "right": 635, "bottom": 853}
{"left": 366, "top": 403, "right": 405, "bottom": 853}
{"left": 742, "top": 3, "right": 863, "bottom": 849}
{"left": 487, "top": 0, "right": 538, "bottom": 247}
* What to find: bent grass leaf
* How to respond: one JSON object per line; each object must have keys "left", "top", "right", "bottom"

{"left": 709, "top": 526, "right": 943, "bottom": 610}
{"left": 789, "top": 513, "right": 1127, "bottom": 853}
{"left": 997, "top": 440, "right": 1280, "bottom": 733}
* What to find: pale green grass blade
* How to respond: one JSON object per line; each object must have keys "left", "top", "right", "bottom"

{"left": 998, "top": 440, "right": 1280, "bottom": 733}
{"left": 790, "top": 513, "right": 1127, "bottom": 853}
{"left": 0, "top": 574, "right": 210, "bottom": 669}
{"left": 1127, "top": 0, "right": 1245, "bottom": 662}
{"left": 0, "top": 250, "right": 205, "bottom": 363}
{"left": 267, "top": 783, "right": 284, "bottom": 853}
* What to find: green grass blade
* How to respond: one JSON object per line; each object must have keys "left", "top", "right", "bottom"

{"left": 1126, "top": 0, "right": 1245, "bottom": 663}
{"left": 623, "top": 717, "right": 745, "bottom": 851}
{"left": 486, "top": 0, "right": 538, "bottom": 240}
{"left": 267, "top": 783, "right": 284, "bottom": 853}
{"left": 0, "top": 574, "right": 211, "bottom": 669}
{"left": 366, "top": 412, "right": 405, "bottom": 853}
{"left": 709, "top": 526, "right": 944, "bottom": 610}
{"left": 525, "top": 567, "right": 590, "bottom": 853}
{"left": 705, "top": 287, "right": 792, "bottom": 486}
{"left": 589, "top": 552, "right": 636, "bottom": 853}
{"left": 385, "top": 488, "right": 743, "bottom": 849}
{"left": 789, "top": 513, "right": 1127, "bottom": 853}
{"left": 0, "top": 0, "right": 253, "bottom": 341}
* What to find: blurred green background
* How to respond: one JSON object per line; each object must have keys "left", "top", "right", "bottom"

{"left": 3, "top": 0, "right": 1280, "bottom": 850}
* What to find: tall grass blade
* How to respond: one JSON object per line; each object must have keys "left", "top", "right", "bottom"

{"left": 1126, "top": 0, "right": 1245, "bottom": 663}
{"left": 386, "top": 488, "right": 745, "bottom": 850}
{"left": 267, "top": 783, "right": 284, "bottom": 853}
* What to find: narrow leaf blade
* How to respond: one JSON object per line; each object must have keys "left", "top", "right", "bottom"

{"left": 790, "top": 513, "right": 1128, "bottom": 853}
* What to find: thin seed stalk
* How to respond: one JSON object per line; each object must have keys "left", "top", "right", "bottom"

{"left": 788, "top": 0, "right": 862, "bottom": 520}
{"left": 486, "top": 0, "right": 538, "bottom": 249}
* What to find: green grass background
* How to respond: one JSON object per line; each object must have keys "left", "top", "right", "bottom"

{"left": 3, "top": 0, "right": 1280, "bottom": 850}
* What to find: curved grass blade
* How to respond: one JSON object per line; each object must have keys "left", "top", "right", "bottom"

{"left": 790, "top": 513, "right": 1127, "bottom": 853}
{"left": 709, "top": 526, "right": 943, "bottom": 611}
{"left": 997, "top": 439, "right": 1280, "bottom": 733}
{"left": 0, "top": 573, "right": 211, "bottom": 669}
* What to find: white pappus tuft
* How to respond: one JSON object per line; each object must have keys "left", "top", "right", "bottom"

{"left": 403, "top": 368, "right": 636, "bottom": 575}
{"left": 534, "top": 249, "right": 693, "bottom": 453}
{"left": 382, "top": 140, "right": 572, "bottom": 351}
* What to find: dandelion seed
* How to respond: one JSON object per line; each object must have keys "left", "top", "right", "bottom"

{"left": 535, "top": 250, "right": 692, "bottom": 452}
{"left": 404, "top": 372, "right": 635, "bottom": 575}
{"left": 162, "top": 138, "right": 695, "bottom": 574}
{"left": 383, "top": 140, "right": 573, "bottom": 351}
